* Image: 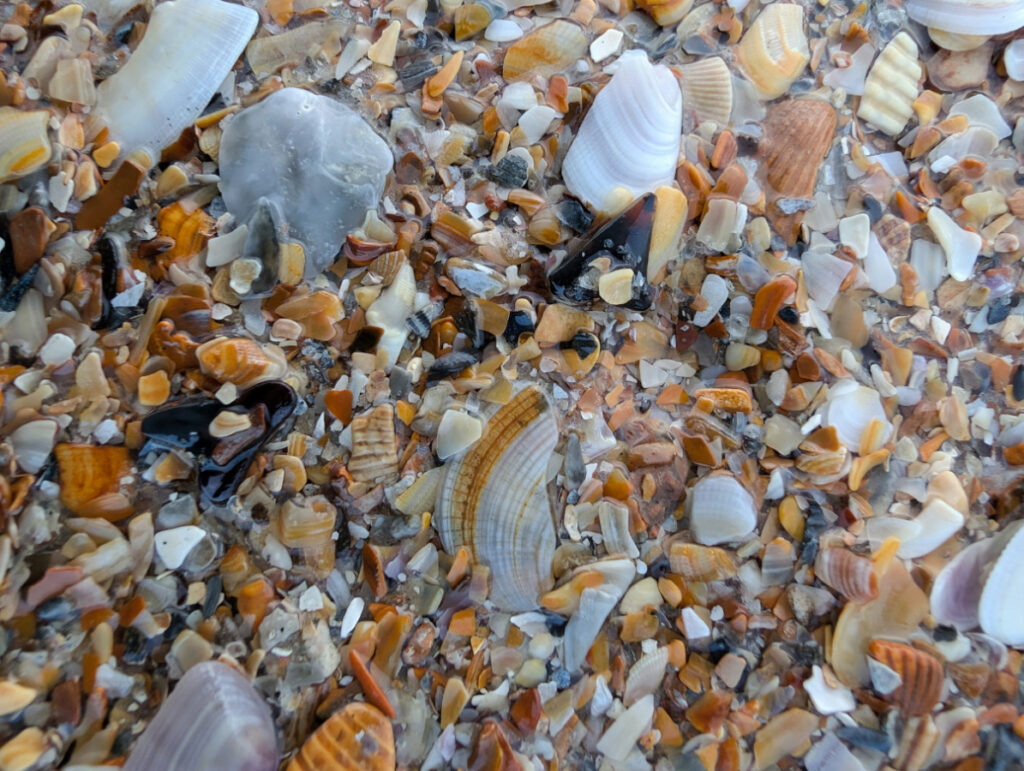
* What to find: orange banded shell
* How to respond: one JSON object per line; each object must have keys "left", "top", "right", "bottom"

{"left": 868, "top": 639, "right": 943, "bottom": 717}
{"left": 815, "top": 547, "right": 878, "bottom": 603}
{"left": 196, "top": 336, "right": 288, "bottom": 386}
{"left": 668, "top": 542, "right": 737, "bottom": 582}
{"left": 288, "top": 702, "right": 395, "bottom": 771}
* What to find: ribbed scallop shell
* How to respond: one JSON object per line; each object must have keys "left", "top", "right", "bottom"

{"left": 124, "top": 661, "right": 277, "bottom": 771}
{"left": 435, "top": 385, "right": 557, "bottom": 611}
{"left": 867, "top": 640, "right": 944, "bottom": 717}
{"left": 93, "top": 0, "right": 258, "bottom": 160}
{"left": 687, "top": 474, "right": 757, "bottom": 546}
{"left": 502, "top": 20, "right": 588, "bottom": 81}
{"left": 905, "top": 0, "right": 1024, "bottom": 34}
{"left": 668, "top": 542, "right": 737, "bottom": 581}
{"left": 815, "top": 547, "right": 878, "bottom": 603}
{"left": 857, "top": 33, "right": 922, "bottom": 136}
{"left": 288, "top": 702, "right": 395, "bottom": 771}
{"left": 562, "top": 50, "right": 682, "bottom": 214}
{"left": 0, "top": 108, "right": 52, "bottom": 183}
{"left": 736, "top": 3, "right": 810, "bottom": 99}
{"left": 978, "top": 521, "right": 1024, "bottom": 645}
{"left": 679, "top": 57, "right": 733, "bottom": 127}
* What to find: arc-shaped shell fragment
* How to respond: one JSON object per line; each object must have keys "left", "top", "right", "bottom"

{"left": 736, "top": 3, "right": 810, "bottom": 99}
{"left": 562, "top": 50, "right": 682, "bottom": 214}
{"left": 904, "top": 0, "right": 1024, "bottom": 35}
{"left": 288, "top": 702, "right": 395, "bottom": 771}
{"left": 930, "top": 540, "right": 988, "bottom": 631}
{"left": 196, "top": 337, "right": 288, "bottom": 386}
{"left": 679, "top": 57, "right": 733, "bottom": 128}
{"left": 435, "top": 385, "right": 557, "bottom": 611}
{"left": 815, "top": 547, "right": 878, "bottom": 603}
{"left": 857, "top": 33, "right": 922, "bottom": 136}
{"left": 867, "top": 640, "right": 944, "bottom": 716}
{"left": 0, "top": 109, "right": 52, "bottom": 183}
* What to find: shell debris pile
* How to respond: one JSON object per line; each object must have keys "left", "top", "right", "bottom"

{"left": 1, "top": 0, "right": 1024, "bottom": 769}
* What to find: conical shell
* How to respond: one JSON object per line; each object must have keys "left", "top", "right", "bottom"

{"left": 124, "top": 661, "right": 277, "bottom": 771}
{"left": 288, "top": 702, "right": 395, "bottom": 771}
{"left": 435, "top": 385, "right": 557, "bottom": 611}
{"left": 867, "top": 640, "right": 944, "bottom": 717}
{"left": 502, "top": 20, "right": 588, "bottom": 81}
{"left": 905, "top": 0, "right": 1024, "bottom": 34}
{"left": 687, "top": 473, "right": 757, "bottom": 546}
{"left": 562, "top": 51, "right": 682, "bottom": 214}
{"left": 978, "top": 521, "right": 1024, "bottom": 645}
{"left": 736, "top": 3, "right": 810, "bottom": 99}
{"left": 679, "top": 57, "right": 733, "bottom": 128}
{"left": 930, "top": 539, "right": 988, "bottom": 631}
{"left": 857, "top": 33, "right": 922, "bottom": 136}
{"left": 815, "top": 547, "right": 878, "bottom": 603}
{"left": 668, "top": 542, "right": 737, "bottom": 581}
{"left": 93, "top": 0, "right": 258, "bottom": 160}
{"left": 0, "top": 108, "right": 52, "bottom": 183}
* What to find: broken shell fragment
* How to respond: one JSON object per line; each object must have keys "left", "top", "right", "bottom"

{"left": 562, "top": 50, "right": 682, "bottom": 214}
{"left": 124, "top": 661, "right": 277, "bottom": 771}
{"left": 857, "top": 33, "right": 922, "bottom": 136}
{"left": 0, "top": 108, "right": 52, "bottom": 183}
{"left": 288, "top": 702, "right": 395, "bottom": 771}
{"left": 502, "top": 20, "right": 588, "bottom": 81}
{"left": 197, "top": 337, "right": 288, "bottom": 386}
{"left": 435, "top": 385, "right": 557, "bottom": 611}
{"left": 736, "top": 3, "right": 810, "bottom": 99}
{"left": 930, "top": 540, "right": 988, "bottom": 631}
{"left": 978, "top": 521, "right": 1024, "bottom": 645}
{"left": 687, "top": 474, "right": 757, "bottom": 545}
{"left": 679, "top": 57, "right": 733, "bottom": 128}
{"left": 819, "top": 380, "right": 891, "bottom": 453}
{"left": 563, "top": 558, "right": 635, "bottom": 671}
{"left": 927, "top": 207, "right": 981, "bottom": 282}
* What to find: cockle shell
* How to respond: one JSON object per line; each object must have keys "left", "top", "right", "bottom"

{"left": 905, "top": 0, "right": 1024, "bottom": 35}
{"left": 867, "top": 640, "right": 944, "bottom": 717}
{"left": 815, "top": 547, "right": 878, "bottom": 603}
{"left": 562, "top": 50, "right": 682, "bottom": 214}
{"left": 857, "top": 33, "right": 922, "bottom": 136}
{"left": 687, "top": 473, "right": 757, "bottom": 546}
{"left": 93, "top": 0, "right": 258, "bottom": 161}
{"left": 977, "top": 521, "right": 1024, "bottom": 645}
{"left": 0, "top": 109, "right": 52, "bottom": 183}
{"left": 435, "top": 385, "right": 557, "bottom": 611}
{"left": 736, "top": 3, "right": 810, "bottom": 99}
{"left": 679, "top": 57, "right": 733, "bottom": 128}
{"left": 288, "top": 702, "right": 395, "bottom": 771}
{"left": 196, "top": 337, "right": 288, "bottom": 386}
{"left": 124, "top": 661, "right": 277, "bottom": 771}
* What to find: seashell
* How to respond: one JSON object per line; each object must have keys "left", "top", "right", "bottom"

{"left": 502, "top": 20, "right": 588, "bottom": 81}
{"left": 679, "top": 57, "right": 733, "bottom": 128}
{"left": 668, "top": 542, "right": 737, "bottom": 581}
{"left": 365, "top": 262, "right": 415, "bottom": 370}
{"left": 0, "top": 681, "right": 36, "bottom": 717}
{"left": 562, "top": 51, "right": 682, "bottom": 214}
{"left": 55, "top": 444, "right": 133, "bottom": 519}
{"left": 288, "top": 702, "right": 394, "bottom": 771}
{"left": 348, "top": 404, "right": 399, "bottom": 485}
{"left": 1006, "top": 39, "right": 1024, "bottom": 81}
{"left": 687, "top": 473, "right": 757, "bottom": 546}
{"left": 197, "top": 337, "right": 288, "bottom": 387}
{"left": 563, "top": 557, "right": 635, "bottom": 671}
{"left": 978, "top": 521, "right": 1024, "bottom": 645}
{"left": 623, "top": 647, "right": 669, "bottom": 706}
{"left": 857, "top": 33, "right": 922, "bottom": 136}
{"left": 9, "top": 419, "right": 60, "bottom": 475}
{"left": 815, "top": 548, "right": 878, "bottom": 603}
{"left": 894, "top": 715, "right": 938, "bottom": 771}
{"left": 930, "top": 539, "right": 988, "bottom": 631}
{"left": 926, "top": 206, "right": 981, "bottom": 282}
{"left": 93, "top": 0, "right": 258, "bottom": 161}
{"left": 595, "top": 694, "right": 655, "bottom": 762}
{"left": 276, "top": 496, "right": 337, "bottom": 578}
{"left": 219, "top": 88, "right": 393, "bottom": 277}
{"left": 635, "top": 0, "right": 694, "bottom": 26}
{"left": 0, "top": 109, "right": 52, "bottom": 183}
{"left": 736, "top": 3, "right": 810, "bottom": 99}
{"left": 435, "top": 385, "right": 557, "bottom": 611}
{"left": 124, "top": 661, "right": 277, "bottom": 771}
{"left": 895, "top": 499, "right": 963, "bottom": 559}
{"left": 949, "top": 94, "right": 1012, "bottom": 139}
{"left": 929, "top": 28, "right": 989, "bottom": 51}
{"left": 904, "top": 0, "right": 1024, "bottom": 35}
{"left": 0, "top": 728, "right": 49, "bottom": 771}
{"left": 819, "top": 380, "right": 891, "bottom": 453}
{"left": 867, "top": 640, "right": 943, "bottom": 716}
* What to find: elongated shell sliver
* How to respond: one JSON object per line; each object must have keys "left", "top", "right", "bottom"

{"left": 124, "top": 661, "right": 278, "bottom": 771}
{"left": 92, "top": 0, "right": 258, "bottom": 161}
{"left": 436, "top": 385, "right": 557, "bottom": 611}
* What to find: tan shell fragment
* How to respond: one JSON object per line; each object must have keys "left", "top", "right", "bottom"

{"left": 679, "top": 57, "right": 733, "bottom": 128}
{"left": 0, "top": 108, "right": 52, "bottom": 183}
{"left": 668, "top": 542, "right": 737, "bottom": 581}
{"left": 635, "top": 0, "right": 694, "bottom": 27}
{"left": 736, "top": 3, "right": 810, "bottom": 99}
{"left": 502, "top": 20, "right": 588, "bottom": 81}
{"left": 435, "top": 385, "right": 557, "bottom": 611}
{"left": 348, "top": 404, "right": 399, "bottom": 484}
{"left": 858, "top": 32, "right": 922, "bottom": 136}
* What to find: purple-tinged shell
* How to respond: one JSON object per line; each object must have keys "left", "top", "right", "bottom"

{"left": 930, "top": 539, "right": 989, "bottom": 631}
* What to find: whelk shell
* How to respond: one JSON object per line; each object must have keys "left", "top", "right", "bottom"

{"left": 686, "top": 473, "right": 757, "bottom": 546}
{"left": 435, "top": 385, "right": 557, "bottom": 611}
{"left": 93, "top": 0, "right": 258, "bottom": 161}
{"left": 857, "top": 32, "right": 922, "bottom": 136}
{"left": 904, "top": 0, "right": 1024, "bottom": 35}
{"left": 679, "top": 57, "right": 733, "bottom": 128}
{"left": 288, "top": 702, "right": 395, "bottom": 771}
{"left": 867, "top": 640, "right": 944, "bottom": 717}
{"left": 0, "top": 108, "right": 52, "bottom": 183}
{"left": 815, "top": 547, "right": 878, "bottom": 603}
{"left": 562, "top": 50, "right": 682, "bottom": 214}
{"left": 736, "top": 3, "right": 810, "bottom": 99}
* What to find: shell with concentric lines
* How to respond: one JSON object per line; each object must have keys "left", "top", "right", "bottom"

{"left": 435, "top": 385, "right": 557, "bottom": 611}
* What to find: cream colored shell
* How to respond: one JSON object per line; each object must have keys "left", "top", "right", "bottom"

{"left": 857, "top": 33, "right": 922, "bottom": 136}
{"left": 736, "top": 3, "right": 810, "bottom": 99}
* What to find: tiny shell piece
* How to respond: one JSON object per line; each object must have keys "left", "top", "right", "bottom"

{"left": 815, "top": 548, "right": 878, "bottom": 603}
{"left": 736, "top": 3, "right": 810, "bottom": 99}
{"left": 0, "top": 108, "right": 52, "bottom": 183}
{"left": 288, "top": 702, "right": 395, "bottom": 771}
{"left": 55, "top": 444, "right": 133, "bottom": 518}
{"left": 196, "top": 337, "right": 288, "bottom": 386}
{"left": 857, "top": 33, "right": 922, "bottom": 136}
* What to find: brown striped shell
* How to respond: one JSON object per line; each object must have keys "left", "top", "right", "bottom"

{"left": 868, "top": 640, "right": 944, "bottom": 716}
{"left": 348, "top": 403, "right": 399, "bottom": 484}
{"left": 815, "top": 547, "right": 879, "bottom": 603}
{"left": 288, "top": 702, "right": 395, "bottom": 771}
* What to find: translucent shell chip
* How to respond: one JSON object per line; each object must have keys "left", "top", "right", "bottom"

{"left": 0, "top": 108, "right": 52, "bottom": 183}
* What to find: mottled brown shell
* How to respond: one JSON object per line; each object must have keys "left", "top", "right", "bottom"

{"left": 288, "top": 702, "right": 395, "bottom": 771}
{"left": 868, "top": 639, "right": 944, "bottom": 716}
{"left": 815, "top": 547, "right": 879, "bottom": 603}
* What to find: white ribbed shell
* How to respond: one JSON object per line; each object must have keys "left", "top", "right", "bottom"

{"left": 688, "top": 474, "right": 757, "bottom": 545}
{"left": 562, "top": 50, "right": 682, "bottom": 212}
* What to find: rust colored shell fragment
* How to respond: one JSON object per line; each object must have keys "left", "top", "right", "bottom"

{"left": 288, "top": 702, "right": 395, "bottom": 771}
{"left": 868, "top": 639, "right": 944, "bottom": 716}
{"left": 54, "top": 444, "right": 133, "bottom": 519}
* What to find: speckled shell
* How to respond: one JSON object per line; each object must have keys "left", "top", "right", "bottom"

{"left": 857, "top": 33, "right": 922, "bottom": 136}
{"left": 0, "top": 108, "right": 52, "bottom": 183}
{"left": 679, "top": 57, "right": 733, "bottom": 127}
{"left": 348, "top": 403, "right": 399, "bottom": 484}
{"left": 815, "top": 547, "right": 878, "bottom": 603}
{"left": 736, "top": 3, "right": 810, "bottom": 99}
{"left": 288, "top": 702, "right": 395, "bottom": 771}
{"left": 867, "top": 640, "right": 944, "bottom": 716}
{"left": 502, "top": 20, "right": 587, "bottom": 81}
{"left": 905, "top": 0, "right": 1024, "bottom": 35}
{"left": 196, "top": 337, "right": 288, "bottom": 386}
{"left": 435, "top": 385, "right": 557, "bottom": 611}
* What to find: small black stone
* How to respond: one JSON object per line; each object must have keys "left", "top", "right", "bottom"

{"left": 933, "top": 624, "right": 957, "bottom": 642}
{"left": 486, "top": 154, "right": 529, "bottom": 188}
{"left": 503, "top": 308, "right": 534, "bottom": 344}
{"left": 203, "top": 575, "right": 223, "bottom": 618}
{"left": 988, "top": 295, "right": 1015, "bottom": 325}
{"left": 778, "top": 306, "right": 799, "bottom": 324}
{"left": 0, "top": 263, "right": 39, "bottom": 312}
{"left": 542, "top": 611, "right": 568, "bottom": 636}
{"left": 863, "top": 195, "right": 884, "bottom": 223}
{"left": 561, "top": 330, "right": 599, "bottom": 359}
{"left": 556, "top": 199, "right": 594, "bottom": 233}
{"left": 1013, "top": 364, "right": 1024, "bottom": 402}
{"left": 427, "top": 350, "right": 478, "bottom": 381}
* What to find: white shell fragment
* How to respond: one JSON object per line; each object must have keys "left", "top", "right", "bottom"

{"left": 978, "top": 522, "right": 1024, "bottom": 645}
{"left": 857, "top": 32, "right": 922, "bottom": 136}
{"left": 688, "top": 474, "right": 757, "bottom": 545}
{"left": 948, "top": 93, "right": 1012, "bottom": 139}
{"left": 563, "top": 558, "right": 635, "bottom": 671}
{"left": 804, "top": 665, "right": 856, "bottom": 714}
{"left": 562, "top": 50, "right": 682, "bottom": 213}
{"left": 820, "top": 380, "right": 892, "bottom": 452}
{"left": 904, "top": 0, "right": 1024, "bottom": 35}
{"left": 93, "top": 0, "right": 258, "bottom": 161}
{"left": 595, "top": 694, "right": 654, "bottom": 762}
{"left": 897, "top": 499, "right": 964, "bottom": 559}
{"left": 927, "top": 206, "right": 982, "bottom": 281}
{"left": 1006, "top": 39, "right": 1024, "bottom": 80}
{"left": 931, "top": 539, "right": 988, "bottom": 630}
{"left": 436, "top": 410, "right": 483, "bottom": 460}
{"left": 154, "top": 526, "right": 207, "bottom": 570}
